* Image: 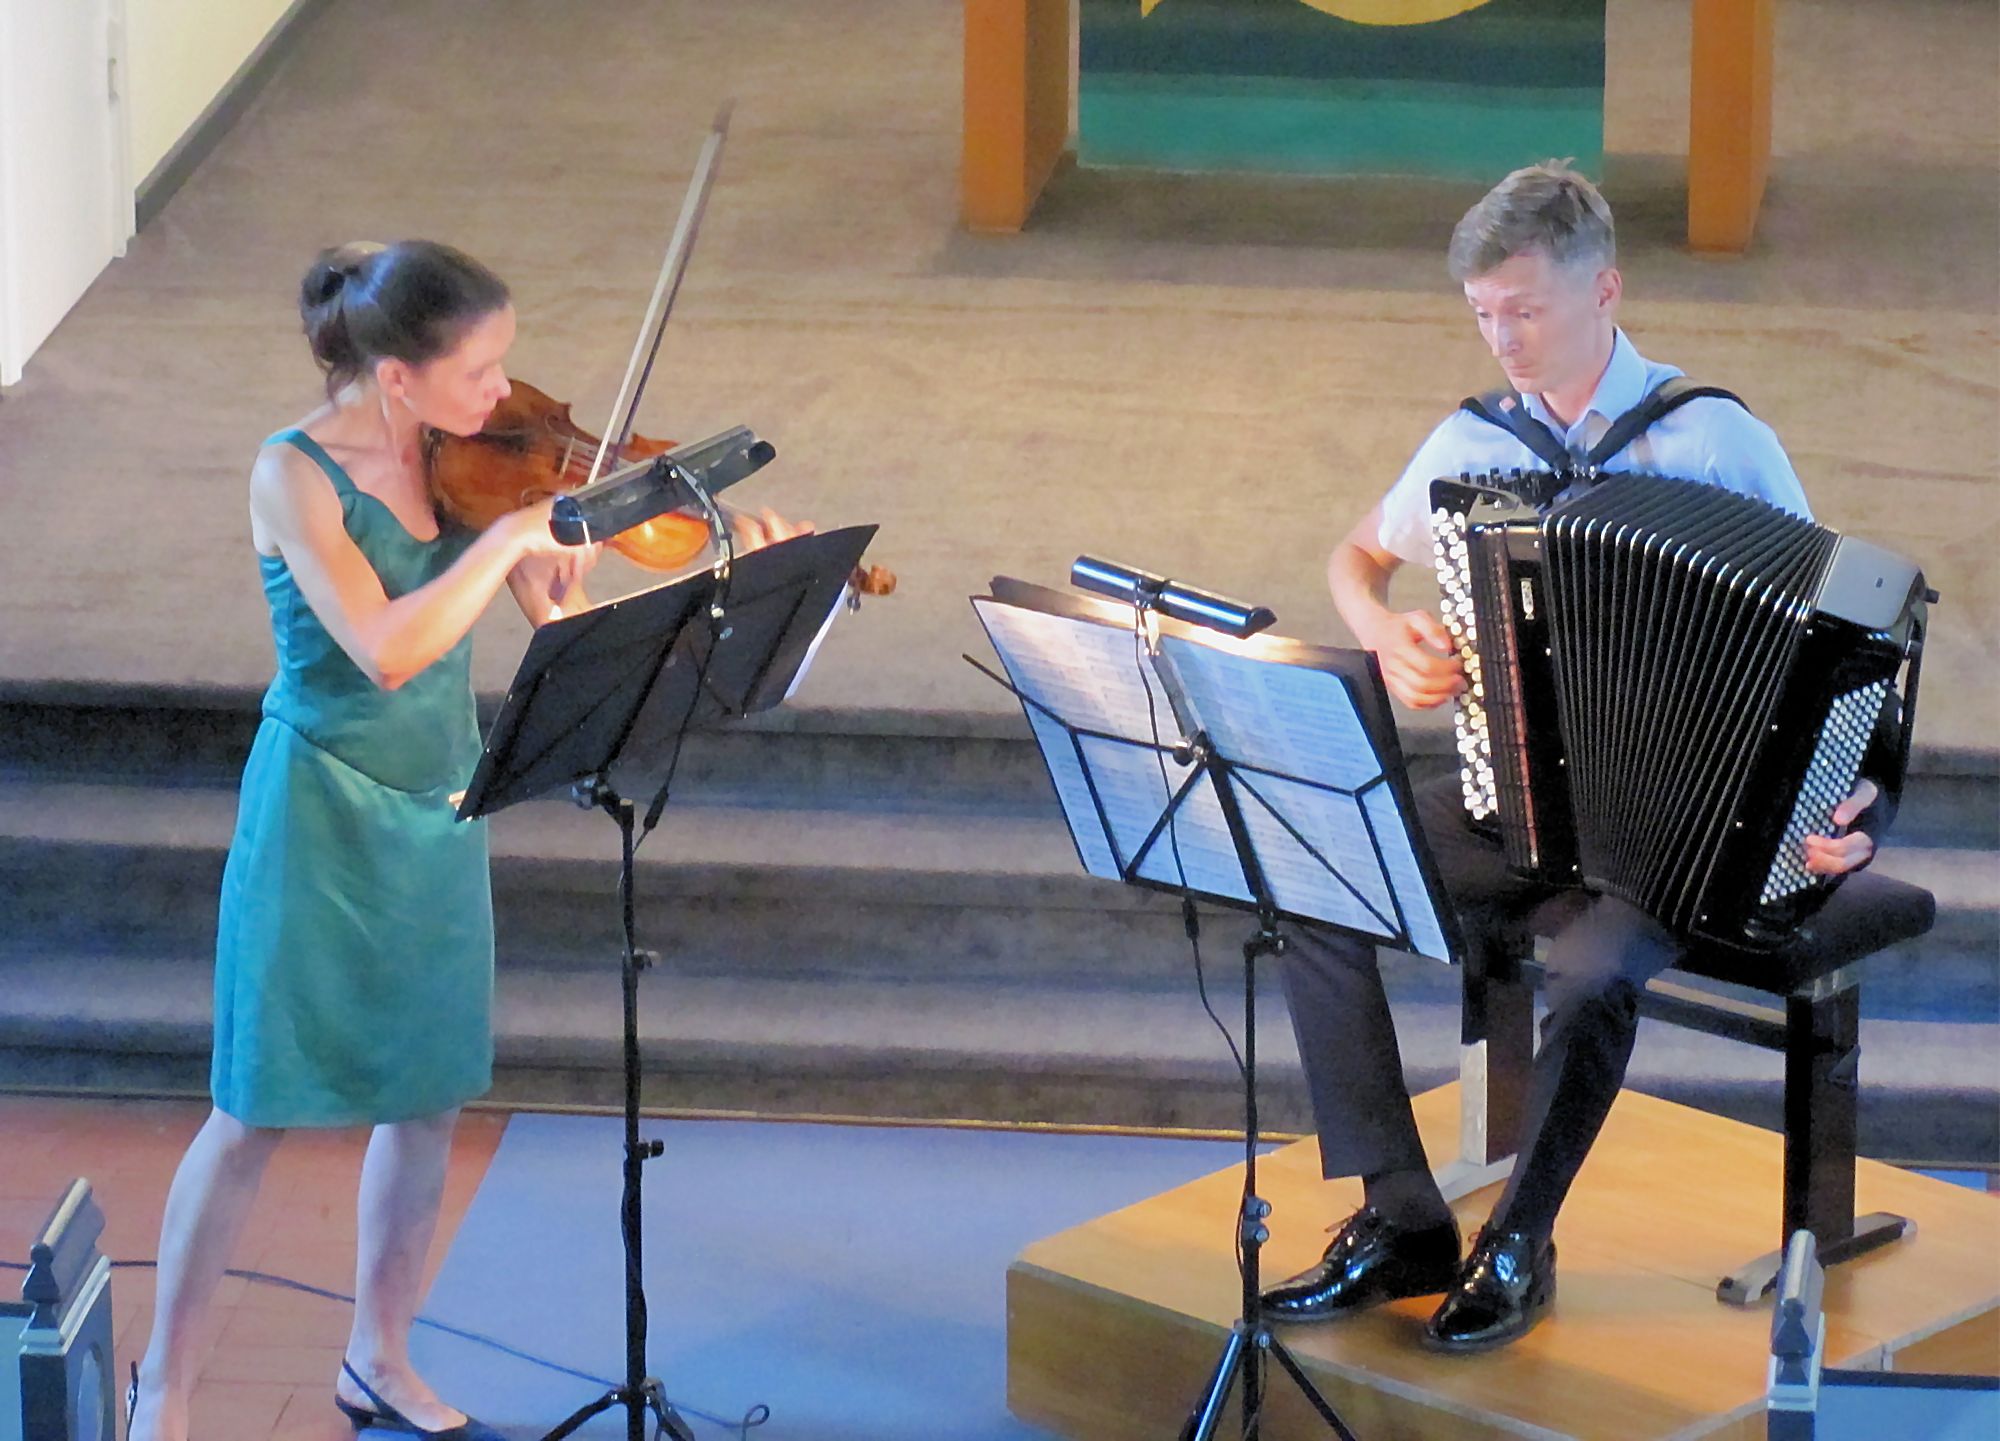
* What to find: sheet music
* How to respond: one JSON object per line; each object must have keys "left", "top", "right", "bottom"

{"left": 975, "top": 600, "right": 1181, "bottom": 884}
{"left": 1028, "top": 707, "right": 1120, "bottom": 880}
{"left": 1227, "top": 771, "right": 1398, "bottom": 938}
{"left": 1360, "top": 782, "right": 1451, "bottom": 963}
{"left": 973, "top": 600, "right": 1172, "bottom": 740}
{"left": 1156, "top": 635, "right": 1384, "bottom": 790}
{"left": 782, "top": 585, "right": 848, "bottom": 703}
{"left": 975, "top": 590, "right": 1455, "bottom": 963}
{"left": 1076, "top": 734, "right": 1252, "bottom": 902}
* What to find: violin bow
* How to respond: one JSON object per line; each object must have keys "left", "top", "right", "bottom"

{"left": 584, "top": 100, "right": 734, "bottom": 491}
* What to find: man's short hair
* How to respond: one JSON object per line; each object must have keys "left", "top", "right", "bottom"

{"left": 1447, "top": 160, "right": 1615, "bottom": 282}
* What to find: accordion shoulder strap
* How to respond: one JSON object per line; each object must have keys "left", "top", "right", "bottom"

{"left": 1585, "top": 376, "right": 1749, "bottom": 470}
{"left": 1459, "top": 388, "right": 1571, "bottom": 470}
{"left": 1460, "top": 376, "right": 1751, "bottom": 478}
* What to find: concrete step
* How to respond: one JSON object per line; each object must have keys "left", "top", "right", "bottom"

{"left": 0, "top": 690, "right": 1991, "bottom": 1156}
{"left": 0, "top": 777, "right": 1990, "bottom": 1014}
{"left": 0, "top": 691, "right": 1060, "bottom": 810}
{"left": 4, "top": 690, "right": 1996, "bottom": 845}
{"left": 0, "top": 777, "right": 1190, "bottom": 986}
{"left": 2, "top": 952, "right": 1991, "bottom": 1163}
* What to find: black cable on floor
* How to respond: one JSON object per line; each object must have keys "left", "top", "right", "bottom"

{"left": 0, "top": 1256, "right": 768, "bottom": 1440}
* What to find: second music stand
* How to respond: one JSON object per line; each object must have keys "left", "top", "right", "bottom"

{"left": 972, "top": 572, "right": 1458, "bottom": 1441}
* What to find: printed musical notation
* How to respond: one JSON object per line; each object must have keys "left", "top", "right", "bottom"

{"left": 973, "top": 594, "right": 1453, "bottom": 963}
{"left": 1155, "top": 637, "right": 1381, "bottom": 792}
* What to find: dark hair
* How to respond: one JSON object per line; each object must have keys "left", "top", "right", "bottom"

{"left": 298, "top": 240, "right": 510, "bottom": 398}
{"left": 1447, "top": 160, "right": 1615, "bottom": 282}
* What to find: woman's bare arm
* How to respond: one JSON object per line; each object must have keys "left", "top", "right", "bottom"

{"left": 251, "top": 444, "right": 572, "bottom": 688}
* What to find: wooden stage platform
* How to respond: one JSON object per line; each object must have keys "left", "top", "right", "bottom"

{"left": 1008, "top": 1085, "right": 1998, "bottom": 1441}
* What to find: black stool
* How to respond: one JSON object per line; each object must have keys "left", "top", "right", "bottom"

{"left": 1452, "top": 870, "right": 1938, "bottom": 1305}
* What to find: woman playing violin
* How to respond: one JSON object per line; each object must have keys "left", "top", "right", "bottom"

{"left": 127, "top": 239, "right": 804, "bottom": 1441}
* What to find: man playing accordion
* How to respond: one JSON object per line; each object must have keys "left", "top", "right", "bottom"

{"left": 1266, "top": 162, "right": 1890, "bottom": 1353}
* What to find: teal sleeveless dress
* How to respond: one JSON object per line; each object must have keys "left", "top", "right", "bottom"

{"left": 210, "top": 429, "right": 495, "bottom": 1127}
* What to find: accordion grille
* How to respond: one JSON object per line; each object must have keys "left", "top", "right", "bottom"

{"left": 1541, "top": 477, "right": 1837, "bottom": 933}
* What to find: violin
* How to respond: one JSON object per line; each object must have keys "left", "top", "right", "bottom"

{"left": 425, "top": 379, "right": 895, "bottom": 595}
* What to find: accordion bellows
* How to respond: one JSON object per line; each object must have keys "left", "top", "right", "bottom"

{"left": 1430, "top": 472, "right": 1929, "bottom": 949}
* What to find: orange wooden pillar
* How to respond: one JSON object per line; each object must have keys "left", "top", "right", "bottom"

{"left": 963, "top": 0, "right": 1071, "bottom": 232}
{"left": 1688, "top": 0, "right": 1776, "bottom": 253}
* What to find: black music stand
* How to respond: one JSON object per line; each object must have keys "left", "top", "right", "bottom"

{"left": 972, "top": 578, "right": 1459, "bottom": 1441}
{"left": 459, "top": 525, "right": 877, "bottom": 1441}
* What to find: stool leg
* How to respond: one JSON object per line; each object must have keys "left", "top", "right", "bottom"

{"left": 1786, "top": 990, "right": 1860, "bottom": 1250}
{"left": 1722, "top": 984, "right": 1911, "bottom": 1304}
{"left": 1452, "top": 947, "right": 1534, "bottom": 1181}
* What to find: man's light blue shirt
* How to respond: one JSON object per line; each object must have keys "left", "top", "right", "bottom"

{"left": 1376, "top": 330, "right": 1810, "bottom": 566}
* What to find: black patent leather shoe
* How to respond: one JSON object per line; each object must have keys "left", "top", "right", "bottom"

{"left": 1423, "top": 1227, "right": 1556, "bottom": 1353}
{"left": 1261, "top": 1205, "right": 1462, "bottom": 1323}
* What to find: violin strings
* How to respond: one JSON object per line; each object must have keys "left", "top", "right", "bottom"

{"left": 484, "top": 431, "right": 636, "bottom": 486}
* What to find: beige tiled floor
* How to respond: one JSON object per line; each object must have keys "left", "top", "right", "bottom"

{"left": 0, "top": 1096, "right": 505, "bottom": 1441}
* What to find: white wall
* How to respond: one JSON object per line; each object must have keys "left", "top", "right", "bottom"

{"left": 126, "top": 0, "right": 296, "bottom": 181}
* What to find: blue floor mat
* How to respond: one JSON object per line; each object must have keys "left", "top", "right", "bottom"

{"left": 412, "top": 1115, "right": 1251, "bottom": 1439}
{"left": 1809, "top": 1371, "right": 2000, "bottom": 1440}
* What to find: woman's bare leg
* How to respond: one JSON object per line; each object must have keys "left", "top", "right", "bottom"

{"left": 128, "top": 1108, "right": 285, "bottom": 1441}
{"left": 339, "top": 1107, "right": 465, "bottom": 1428}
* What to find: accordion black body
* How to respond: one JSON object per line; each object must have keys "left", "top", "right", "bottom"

{"left": 1429, "top": 471, "right": 1930, "bottom": 950}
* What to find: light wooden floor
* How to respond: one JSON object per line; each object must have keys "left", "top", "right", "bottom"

{"left": 0, "top": 1095, "right": 505, "bottom": 1441}
{"left": 1011, "top": 1084, "right": 2000, "bottom": 1441}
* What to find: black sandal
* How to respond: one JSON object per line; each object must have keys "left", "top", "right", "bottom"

{"left": 334, "top": 1359, "right": 505, "bottom": 1441}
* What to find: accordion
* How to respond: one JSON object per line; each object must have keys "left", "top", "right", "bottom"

{"left": 1429, "top": 471, "right": 1930, "bottom": 949}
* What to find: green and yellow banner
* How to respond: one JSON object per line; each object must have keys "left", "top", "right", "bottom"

{"left": 1079, "top": 0, "right": 1606, "bottom": 181}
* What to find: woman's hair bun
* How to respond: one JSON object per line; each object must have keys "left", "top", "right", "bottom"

{"left": 297, "top": 239, "right": 505, "bottom": 399}
{"left": 300, "top": 240, "right": 383, "bottom": 307}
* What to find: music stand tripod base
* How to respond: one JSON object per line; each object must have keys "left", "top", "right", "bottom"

{"left": 1177, "top": 913, "right": 1361, "bottom": 1441}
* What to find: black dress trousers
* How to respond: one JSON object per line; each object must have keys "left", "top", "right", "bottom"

{"left": 1278, "top": 767, "right": 1684, "bottom": 1203}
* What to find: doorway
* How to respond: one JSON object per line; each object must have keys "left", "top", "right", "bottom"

{"left": 0, "top": 0, "right": 133, "bottom": 388}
